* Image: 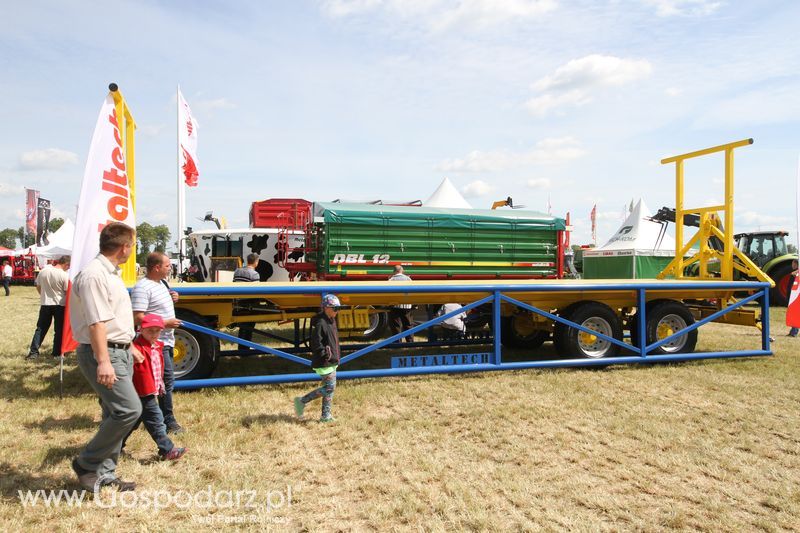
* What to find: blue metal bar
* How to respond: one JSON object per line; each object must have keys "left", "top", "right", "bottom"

{"left": 181, "top": 321, "right": 312, "bottom": 366}
{"left": 645, "top": 290, "right": 763, "bottom": 352}
{"left": 338, "top": 295, "right": 494, "bottom": 364}
{"left": 637, "top": 288, "right": 647, "bottom": 357}
{"left": 499, "top": 294, "right": 632, "bottom": 352}
{"left": 174, "top": 349, "right": 772, "bottom": 390}
{"left": 493, "top": 290, "right": 501, "bottom": 365}
{"left": 173, "top": 280, "right": 770, "bottom": 296}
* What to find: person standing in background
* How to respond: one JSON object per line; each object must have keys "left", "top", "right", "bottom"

{"left": 27, "top": 255, "right": 70, "bottom": 359}
{"left": 233, "top": 253, "right": 260, "bottom": 349}
{"left": 2, "top": 259, "right": 11, "bottom": 296}
{"left": 388, "top": 265, "right": 414, "bottom": 342}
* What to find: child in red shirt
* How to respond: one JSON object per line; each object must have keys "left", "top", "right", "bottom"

{"left": 122, "top": 314, "right": 186, "bottom": 460}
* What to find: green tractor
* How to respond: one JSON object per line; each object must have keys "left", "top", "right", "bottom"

{"left": 734, "top": 231, "right": 798, "bottom": 306}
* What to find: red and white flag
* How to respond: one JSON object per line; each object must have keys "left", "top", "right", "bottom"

{"left": 590, "top": 204, "right": 597, "bottom": 245}
{"left": 178, "top": 89, "right": 199, "bottom": 187}
{"left": 62, "top": 94, "right": 136, "bottom": 353}
{"left": 787, "top": 155, "right": 800, "bottom": 328}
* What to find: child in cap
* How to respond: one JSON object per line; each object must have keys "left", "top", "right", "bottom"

{"left": 122, "top": 313, "right": 187, "bottom": 460}
{"left": 294, "top": 293, "right": 341, "bottom": 422}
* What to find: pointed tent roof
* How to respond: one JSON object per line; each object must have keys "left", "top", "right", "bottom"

{"left": 35, "top": 218, "right": 75, "bottom": 258}
{"left": 424, "top": 178, "right": 472, "bottom": 209}
{"left": 587, "top": 199, "right": 675, "bottom": 256}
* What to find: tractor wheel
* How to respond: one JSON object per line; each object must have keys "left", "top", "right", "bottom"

{"left": 768, "top": 262, "right": 795, "bottom": 307}
{"left": 554, "top": 302, "right": 622, "bottom": 359}
{"left": 644, "top": 301, "right": 697, "bottom": 355}
{"left": 173, "top": 309, "right": 219, "bottom": 380}
{"left": 500, "top": 313, "right": 549, "bottom": 349}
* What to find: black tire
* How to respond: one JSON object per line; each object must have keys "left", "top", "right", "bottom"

{"left": 173, "top": 309, "right": 219, "bottom": 380}
{"left": 358, "top": 309, "right": 388, "bottom": 340}
{"left": 645, "top": 301, "right": 698, "bottom": 355}
{"left": 554, "top": 302, "right": 623, "bottom": 359}
{"left": 768, "top": 261, "right": 794, "bottom": 307}
{"left": 500, "top": 313, "right": 549, "bottom": 349}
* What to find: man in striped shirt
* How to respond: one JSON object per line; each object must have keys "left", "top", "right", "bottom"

{"left": 130, "top": 252, "right": 185, "bottom": 434}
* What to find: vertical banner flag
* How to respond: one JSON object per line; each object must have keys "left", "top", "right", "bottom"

{"left": 25, "top": 188, "right": 39, "bottom": 242}
{"left": 63, "top": 94, "right": 136, "bottom": 353}
{"left": 36, "top": 197, "right": 51, "bottom": 246}
{"left": 178, "top": 89, "right": 199, "bottom": 187}
{"left": 590, "top": 204, "right": 597, "bottom": 246}
{"left": 787, "top": 155, "right": 800, "bottom": 328}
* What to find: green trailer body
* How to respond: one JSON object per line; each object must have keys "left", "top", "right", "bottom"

{"left": 308, "top": 202, "right": 567, "bottom": 280}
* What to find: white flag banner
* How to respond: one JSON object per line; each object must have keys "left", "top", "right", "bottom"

{"left": 178, "top": 89, "right": 199, "bottom": 186}
{"left": 70, "top": 94, "right": 136, "bottom": 280}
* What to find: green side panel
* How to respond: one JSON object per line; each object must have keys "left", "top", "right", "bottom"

{"left": 312, "top": 202, "right": 563, "bottom": 277}
{"left": 583, "top": 256, "right": 633, "bottom": 279}
{"left": 635, "top": 256, "right": 674, "bottom": 279}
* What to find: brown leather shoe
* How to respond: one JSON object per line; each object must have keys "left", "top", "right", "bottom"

{"left": 100, "top": 477, "right": 136, "bottom": 491}
{"left": 71, "top": 458, "right": 97, "bottom": 491}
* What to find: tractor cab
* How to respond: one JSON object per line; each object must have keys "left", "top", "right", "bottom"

{"left": 734, "top": 231, "right": 789, "bottom": 269}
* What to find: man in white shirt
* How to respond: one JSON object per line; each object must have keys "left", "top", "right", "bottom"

{"left": 2, "top": 259, "right": 11, "bottom": 296}
{"left": 70, "top": 222, "right": 141, "bottom": 492}
{"left": 130, "top": 251, "right": 184, "bottom": 434}
{"left": 27, "top": 255, "right": 70, "bottom": 359}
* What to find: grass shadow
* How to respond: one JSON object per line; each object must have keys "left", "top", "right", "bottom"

{"left": 241, "top": 413, "right": 302, "bottom": 427}
{"left": 0, "top": 462, "right": 78, "bottom": 502}
{"left": 25, "top": 415, "right": 96, "bottom": 433}
{"left": 40, "top": 444, "right": 84, "bottom": 468}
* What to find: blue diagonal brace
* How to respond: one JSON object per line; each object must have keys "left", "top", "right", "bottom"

{"left": 339, "top": 295, "right": 494, "bottom": 365}
{"left": 181, "top": 320, "right": 312, "bottom": 366}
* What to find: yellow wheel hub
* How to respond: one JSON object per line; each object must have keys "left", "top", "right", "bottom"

{"left": 579, "top": 331, "right": 598, "bottom": 344}
{"left": 173, "top": 341, "right": 187, "bottom": 364}
{"left": 657, "top": 323, "right": 675, "bottom": 340}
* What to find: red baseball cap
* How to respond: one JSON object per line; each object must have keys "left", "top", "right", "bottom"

{"left": 140, "top": 314, "right": 165, "bottom": 329}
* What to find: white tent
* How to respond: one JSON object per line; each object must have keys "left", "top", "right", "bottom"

{"left": 424, "top": 178, "right": 472, "bottom": 209}
{"left": 583, "top": 199, "right": 676, "bottom": 279}
{"left": 35, "top": 219, "right": 75, "bottom": 258}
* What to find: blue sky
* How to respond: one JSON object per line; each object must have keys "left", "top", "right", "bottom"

{"left": 1, "top": 0, "right": 798, "bottom": 247}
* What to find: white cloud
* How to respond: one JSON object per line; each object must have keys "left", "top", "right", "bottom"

{"left": 18, "top": 148, "right": 79, "bottom": 171}
{"left": 321, "top": 0, "right": 557, "bottom": 31}
{"left": 437, "top": 136, "right": 585, "bottom": 173}
{"left": 665, "top": 87, "right": 682, "bottom": 97}
{"left": 526, "top": 54, "right": 652, "bottom": 116}
{"left": 526, "top": 178, "right": 551, "bottom": 190}
{"left": 195, "top": 97, "right": 237, "bottom": 113}
{"left": 461, "top": 179, "right": 495, "bottom": 197}
{"left": 737, "top": 210, "right": 793, "bottom": 228}
{"left": 0, "top": 182, "right": 25, "bottom": 197}
{"left": 644, "top": 0, "right": 722, "bottom": 17}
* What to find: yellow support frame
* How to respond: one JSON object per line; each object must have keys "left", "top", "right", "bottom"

{"left": 657, "top": 138, "right": 773, "bottom": 287}
{"left": 109, "top": 84, "right": 138, "bottom": 285}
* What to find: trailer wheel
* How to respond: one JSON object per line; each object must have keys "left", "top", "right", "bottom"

{"left": 554, "top": 302, "right": 622, "bottom": 359}
{"left": 500, "top": 314, "right": 548, "bottom": 349}
{"left": 358, "top": 309, "right": 388, "bottom": 340}
{"left": 768, "top": 262, "right": 794, "bottom": 307}
{"left": 173, "top": 309, "right": 219, "bottom": 380}
{"left": 645, "top": 301, "right": 697, "bottom": 355}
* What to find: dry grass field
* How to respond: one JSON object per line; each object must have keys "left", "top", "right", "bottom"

{"left": 0, "top": 285, "right": 798, "bottom": 531}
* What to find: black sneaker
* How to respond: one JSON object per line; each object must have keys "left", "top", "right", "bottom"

{"left": 25, "top": 353, "right": 38, "bottom": 360}
{"left": 166, "top": 423, "right": 185, "bottom": 435}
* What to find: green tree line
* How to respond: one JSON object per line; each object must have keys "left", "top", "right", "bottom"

{"left": 0, "top": 219, "right": 171, "bottom": 263}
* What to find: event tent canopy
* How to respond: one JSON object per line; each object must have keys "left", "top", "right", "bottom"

{"left": 33, "top": 219, "right": 75, "bottom": 258}
{"left": 583, "top": 199, "right": 676, "bottom": 279}
{"left": 424, "top": 178, "right": 472, "bottom": 209}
